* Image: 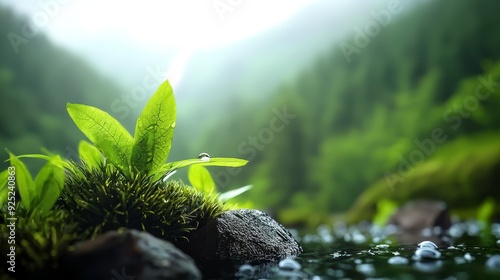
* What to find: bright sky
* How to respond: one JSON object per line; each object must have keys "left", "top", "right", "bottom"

{"left": 5, "top": 0, "right": 315, "bottom": 50}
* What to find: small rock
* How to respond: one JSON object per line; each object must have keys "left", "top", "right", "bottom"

{"left": 389, "top": 200, "right": 451, "bottom": 232}
{"left": 60, "top": 229, "right": 201, "bottom": 280}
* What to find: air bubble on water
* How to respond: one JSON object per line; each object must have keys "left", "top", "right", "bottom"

{"left": 464, "top": 253, "right": 474, "bottom": 262}
{"left": 197, "top": 152, "right": 210, "bottom": 161}
{"left": 356, "top": 263, "right": 375, "bottom": 276}
{"left": 278, "top": 258, "right": 301, "bottom": 271}
{"left": 236, "top": 264, "right": 254, "bottom": 277}
{"left": 418, "top": 241, "right": 438, "bottom": 249}
{"left": 388, "top": 256, "right": 409, "bottom": 265}
{"left": 486, "top": 255, "right": 500, "bottom": 270}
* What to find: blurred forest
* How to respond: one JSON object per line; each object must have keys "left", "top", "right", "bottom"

{"left": 0, "top": 6, "right": 123, "bottom": 171}
{"left": 195, "top": 0, "right": 500, "bottom": 225}
{"left": 1, "top": 0, "right": 500, "bottom": 227}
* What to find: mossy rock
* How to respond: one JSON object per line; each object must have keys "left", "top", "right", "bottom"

{"left": 60, "top": 161, "right": 229, "bottom": 244}
{"left": 346, "top": 132, "right": 500, "bottom": 224}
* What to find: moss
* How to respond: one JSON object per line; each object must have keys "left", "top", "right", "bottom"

{"left": 0, "top": 207, "right": 81, "bottom": 278}
{"left": 346, "top": 132, "right": 500, "bottom": 224}
{"left": 59, "top": 161, "right": 229, "bottom": 244}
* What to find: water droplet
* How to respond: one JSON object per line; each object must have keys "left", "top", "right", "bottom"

{"left": 197, "top": 152, "right": 210, "bottom": 161}
{"left": 413, "top": 248, "right": 441, "bottom": 261}
{"left": 486, "top": 255, "right": 500, "bottom": 270}
{"left": 388, "top": 256, "right": 409, "bottom": 265}
{"left": 170, "top": 122, "right": 176, "bottom": 128}
{"left": 278, "top": 258, "right": 301, "bottom": 271}
{"left": 418, "top": 240, "right": 438, "bottom": 249}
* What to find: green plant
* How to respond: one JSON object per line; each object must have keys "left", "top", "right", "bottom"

{"left": 58, "top": 80, "right": 250, "bottom": 241}
{"left": 66, "top": 80, "right": 247, "bottom": 179}
{"left": 188, "top": 165, "right": 252, "bottom": 203}
{"left": 0, "top": 152, "right": 65, "bottom": 213}
{"left": 0, "top": 79, "right": 251, "bottom": 277}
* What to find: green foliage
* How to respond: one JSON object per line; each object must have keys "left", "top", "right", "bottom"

{"left": 189, "top": 165, "right": 216, "bottom": 196}
{"left": 346, "top": 132, "right": 500, "bottom": 223}
{"left": 131, "top": 80, "right": 176, "bottom": 175}
{"left": 67, "top": 103, "right": 134, "bottom": 174}
{"left": 477, "top": 197, "right": 495, "bottom": 225}
{"left": 188, "top": 165, "right": 252, "bottom": 202}
{"left": 373, "top": 199, "right": 398, "bottom": 226}
{"left": 1, "top": 151, "right": 65, "bottom": 212}
{"left": 78, "top": 140, "right": 103, "bottom": 168}
{"left": 67, "top": 80, "right": 247, "bottom": 180}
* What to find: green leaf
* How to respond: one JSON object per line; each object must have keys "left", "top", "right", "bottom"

{"left": 67, "top": 103, "right": 133, "bottom": 172}
{"left": 153, "top": 157, "right": 248, "bottom": 181}
{"left": 33, "top": 156, "right": 65, "bottom": 212}
{"left": 78, "top": 140, "right": 103, "bottom": 167}
{"left": 219, "top": 185, "right": 253, "bottom": 202}
{"left": 7, "top": 151, "right": 35, "bottom": 209}
{"left": 17, "top": 154, "right": 71, "bottom": 170}
{"left": 188, "top": 165, "right": 216, "bottom": 195}
{"left": 0, "top": 169, "right": 9, "bottom": 205}
{"left": 131, "top": 80, "right": 176, "bottom": 175}
{"left": 164, "top": 157, "right": 248, "bottom": 171}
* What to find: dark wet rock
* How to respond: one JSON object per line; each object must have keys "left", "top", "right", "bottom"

{"left": 180, "top": 209, "right": 302, "bottom": 267}
{"left": 389, "top": 200, "right": 451, "bottom": 231}
{"left": 60, "top": 229, "right": 201, "bottom": 280}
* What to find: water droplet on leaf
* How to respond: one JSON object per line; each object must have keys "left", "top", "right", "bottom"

{"left": 170, "top": 122, "right": 176, "bottom": 128}
{"left": 198, "top": 152, "right": 210, "bottom": 161}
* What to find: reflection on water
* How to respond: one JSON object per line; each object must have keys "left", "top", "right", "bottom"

{"left": 227, "top": 220, "right": 500, "bottom": 279}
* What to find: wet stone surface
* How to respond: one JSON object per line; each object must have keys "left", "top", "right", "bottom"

{"left": 225, "top": 220, "right": 500, "bottom": 279}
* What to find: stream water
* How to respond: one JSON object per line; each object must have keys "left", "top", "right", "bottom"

{"left": 226, "top": 220, "right": 500, "bottom": 280}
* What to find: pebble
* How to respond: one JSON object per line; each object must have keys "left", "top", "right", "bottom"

{"left": 278, "top": 258, "right": 301, "bottom": 271}
{"left": 388, "top": 256, "right": 409, "bottom": 265}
